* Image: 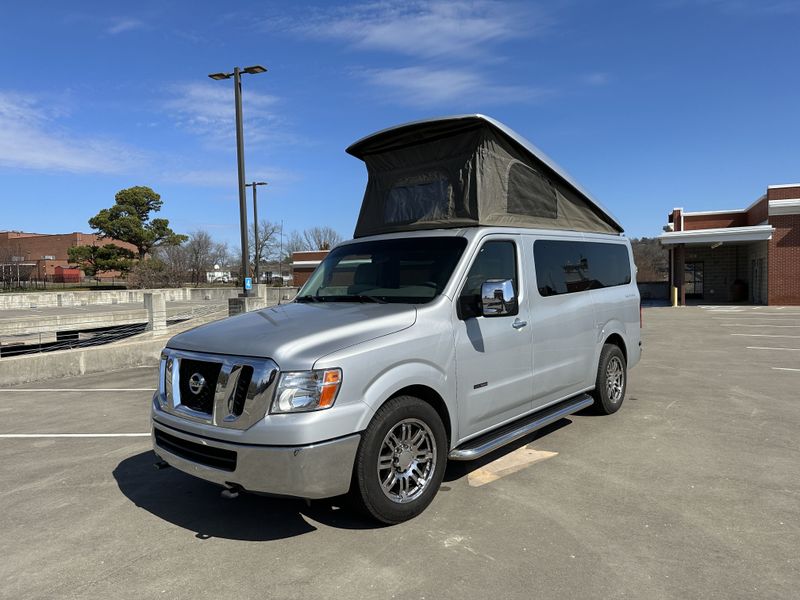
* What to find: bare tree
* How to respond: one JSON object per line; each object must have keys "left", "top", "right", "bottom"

{"left": 186, "top": 231, "right": 214, "bottom": 286}
{"left": 303, "top": 226, "right": 342, "bottom": 251}
{"left": 630, "top": 237, "right": 669, "bottom": 281}
{"left": 127, "top": 259, "right": 185, "bottom": 289}
{"left": 155, "top": 243, "right": 189, "bottom": 278}
{"left": 249, "top": 219, "right": 281, "bottom": 277}
{"left": 283, "top": 230, "right": 308, "bottom": 263}
{"left": 211, "top": 240, "right": 229, "bottom": 269}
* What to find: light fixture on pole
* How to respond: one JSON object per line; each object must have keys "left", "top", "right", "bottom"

{"left": 208, "top": 64, "right": 267, "bottom": 295}
{"left": 245, "top": 181, "right": 268, "bottom": 283}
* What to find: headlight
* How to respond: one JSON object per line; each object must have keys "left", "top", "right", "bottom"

{"left": 271, "top": 368, "right": 342, "bottom": 414}
{"left": 159, "top": 352, "right": 174, "bottom": 408}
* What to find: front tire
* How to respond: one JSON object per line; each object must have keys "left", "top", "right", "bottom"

{"left": 351, "top": 396, "right": 447, "bottom": 524}
{"left": 591, "top": 344, "right": 627, "bottom": 415}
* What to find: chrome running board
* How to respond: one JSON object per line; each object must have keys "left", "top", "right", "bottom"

{"left": 448, "top": 394, "right": 594, "bottom": 461}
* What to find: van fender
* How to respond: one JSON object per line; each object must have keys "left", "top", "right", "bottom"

{"left": 354, "top": 360, "right": 455, "bottom": 436}
{"left": 594, "top": 318, "right": 628, "bottom": 365}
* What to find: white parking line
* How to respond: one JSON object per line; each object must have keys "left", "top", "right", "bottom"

{"left": 747, "top": 346, "right": 800, "bottom": 351}
{"left": 0, "top": 433, "right": 150, "bottom": 438}
{"left": 720, "top": 323, "right": 800, "bottom": 327}
{"left": 2, "top": 388, "right": 156, "bottom": 392}
{"left": 713, "top": 318, "right": 800, "bottom": 322}
{"left": 733, "top": 312, "right": 800, "bottom": 316}
{"left": 772, "top": 367, "right": 800, "bottom": 372}
{"left": 731, "top": 334, "right": 800, "bottom": 338}
{"left": 720, "top": 324, "right": 800, "bottom": 328}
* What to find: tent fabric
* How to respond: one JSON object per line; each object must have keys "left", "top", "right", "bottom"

{"left": 347, "top": 115, "right": 623, "bottom": 238}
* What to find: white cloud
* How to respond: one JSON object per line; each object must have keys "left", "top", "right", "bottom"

{"left": 283, "top": 0, "right": 548, "bottom": 59}
{"left": 0, "top": 92, "right": 144, "bottom": 174}
{"left": 359, "top": 66, "right": 551, "bottom": 107}
{"left": 583, "top": 72, "right": 610, "bottom": 86}
{"left": 162, "top": 165, "right": 300, "bottom": 188}
{"left": 663, "top": 0, "right": 800, "bottom": 15}
{"left": 273, "top": 2, "right": 555, "bottom": 108}
{"left": 106, "top": 17, "right": 146, "bottom": 35}
{"left": 163, "top": 82, "right": 287, "bottom": 147}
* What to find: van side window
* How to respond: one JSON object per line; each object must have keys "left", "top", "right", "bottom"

{"left": 459, "top": 241, "right": 517, "bottom": 319}
{"left": 534, "top": 240, "right": 631, "bottom": 297}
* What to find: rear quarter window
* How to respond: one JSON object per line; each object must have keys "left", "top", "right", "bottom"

{"left": 534, "top": 240, "right": 631, "bottom": 297}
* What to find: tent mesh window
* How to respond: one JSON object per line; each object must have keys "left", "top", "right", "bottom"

{"left": 506, "top": 161, "right": 558, "bottom": 219}
{"left": 385, "top": 171, "right": 452, "bottom": 225}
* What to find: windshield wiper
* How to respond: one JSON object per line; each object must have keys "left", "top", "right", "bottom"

{"left": 353, "top": 294, "right": 387, "bottom": 304}
{"left": 317, "top": 294, "right": 387, "bottom": 304}
{"left": 295, "top": 295, "right": 321, "bottom": 303}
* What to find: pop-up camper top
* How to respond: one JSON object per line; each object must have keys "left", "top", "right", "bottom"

{"left": 347, "top": 114, "right": 623, "bottom": 238}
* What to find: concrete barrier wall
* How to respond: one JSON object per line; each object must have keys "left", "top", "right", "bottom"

{"left": 0, "top": 286, "right": 301, "bottom": 309}
{"left": 0, "top": 335, "right": 166, "bottom": 386}
{"left": 0, "top": 287, "right": 244, "bottom": 309}
{"left": 0, "top": 288, "right": 302, "bottom": 385}
{"left": 0, "top": 308, "right": 227, "bottom": 387}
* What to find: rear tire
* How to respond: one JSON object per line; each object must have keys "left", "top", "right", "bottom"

{"left": 350, "top": 395, "right": 447, "bottom": 524}
{"left": 591, "top": 344, "right": 627, "bottom": 415}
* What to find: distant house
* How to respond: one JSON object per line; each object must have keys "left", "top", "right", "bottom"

{"left": 206, "top": 265, "right": 232, "bottom": 284}
{"left": 258, "top": 260, "right": 292, "bottom": 285}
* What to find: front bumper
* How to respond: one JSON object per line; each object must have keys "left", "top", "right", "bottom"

{"left": 152, "top": 421, "right": 361, "bottom": 499}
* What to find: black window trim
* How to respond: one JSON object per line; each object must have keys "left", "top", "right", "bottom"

{"left": 532, "top": 239, "right": 631, "bottom": 298}
{"left": 456, "top": 236, "right": 521, "bottom": 320}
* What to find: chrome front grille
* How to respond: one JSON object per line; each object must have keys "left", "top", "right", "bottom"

{"left": 178, "top": 358, "right": 222, "bottom": 413}
{"left": 158, "top": 348, "right": 278, "bottom": 430}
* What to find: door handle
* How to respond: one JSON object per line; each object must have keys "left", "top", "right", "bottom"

{"left": 512, "top": 318, "right": 528, "bottom": 329}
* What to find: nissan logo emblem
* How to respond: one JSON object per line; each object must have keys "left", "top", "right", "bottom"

{"left": 188, "top": 373, "right": 206, "bottom": 395}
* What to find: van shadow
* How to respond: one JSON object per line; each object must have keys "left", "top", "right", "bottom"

{"left": 442, "top": 418, "right": 571, "bottom": 483}
{"left": 113, "top": 452, "right": 383, "bottom": 542}
{"left": 574, "top": 396, "right": 638, "bottom": 417}
{"left": 115, "top": 418, "right": 581, "bottom": 538}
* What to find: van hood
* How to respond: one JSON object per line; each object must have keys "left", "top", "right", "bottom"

{"left": 166, "top": 301, "right": 417, "bottom": 370}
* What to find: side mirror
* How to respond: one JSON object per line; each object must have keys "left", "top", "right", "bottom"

{"left": 480, "top": 279, "right": 518, "bottom": 317}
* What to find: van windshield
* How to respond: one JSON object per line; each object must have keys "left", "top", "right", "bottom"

{"left": 296, "top": 237, "right": 468, "bottom": 304}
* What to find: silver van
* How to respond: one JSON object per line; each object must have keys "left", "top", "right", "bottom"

{"left": 152, "top": 115, "right": 641, "bottom": 523}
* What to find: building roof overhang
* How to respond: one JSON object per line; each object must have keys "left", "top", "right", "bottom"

{"left": 659, "top": 224, "right": 774, "bottom": 246}
{"left": 769, "top": 199, "right": 800, "bottom": 216}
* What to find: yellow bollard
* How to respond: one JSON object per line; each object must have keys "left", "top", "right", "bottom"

{"left": 671, "top": 286, "right": 678, "bottom": 307}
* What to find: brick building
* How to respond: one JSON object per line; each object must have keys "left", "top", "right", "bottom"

{"left": 291, "top": 250, "right": 329, "bottom": 288}
{"left": 0, "top": 231, "right": 137, "bottom": 279}
{"left": 659, "top": 184, "right": 800, "bottom": 305}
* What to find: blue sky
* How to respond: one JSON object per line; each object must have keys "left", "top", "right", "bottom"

{"left": 1, "top": 0, "right": 798, "bottom": 245}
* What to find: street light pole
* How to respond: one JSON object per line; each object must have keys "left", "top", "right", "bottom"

{"left": 209, "top": 64, "right": 267, "bottom": 296}
{"left": 245, "top": 181, "right": 268, "bottom": 283}
{"left": 233, "top": 67, "right": 249, "bottom": 295}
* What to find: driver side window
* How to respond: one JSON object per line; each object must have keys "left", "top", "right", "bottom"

{"left": 458, "top": 240, "right": 518, "bottom": 319}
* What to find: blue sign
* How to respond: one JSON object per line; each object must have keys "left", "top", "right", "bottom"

{"left": 244, "top": 277, "right": 252, "bottom": 290}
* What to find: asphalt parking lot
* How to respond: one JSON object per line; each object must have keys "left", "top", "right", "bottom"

{"left": 1, "top": 306, "right": 798, "bottom": 600}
